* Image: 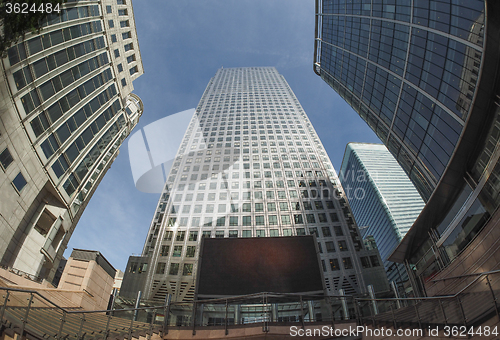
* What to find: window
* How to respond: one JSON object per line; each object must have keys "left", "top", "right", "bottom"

{"left": 173, "top": 246, "right": 182, "bottom": 257}
{"left": 186, "top": 246, "right": 196, "bottom": 257}
{"left": 360, "top": 257, "right": 371, "bottom": 268}
{"left": 124, "top": 43, "right": 133, "bottom": 51}
{"left": 242, "top": 203, "right": 251, "bottom": 212}
{"left": 122, "top": 32, "right": 131, "bottom": 40}
{"left": 370, "top": 256, "right": 381, "bottom": 267}
{"left": 334, "top": 226, "right": 343, "bottom": 236}
{"left": 281, "top": 215, "right": 291, "bottom": 225}
{"left": 338, "top": 240, "right": 348, "bottom": 251}
{"left": 242, "top": 230, "right": 252, "bottom": 237}
{"left": 255, "top": 216, "right": 265, "bottom": 226}
{"left": 155, "top": 263, "right": 165, "bottom": 274}
{"left": 164, "top": 231, "right": 173, "bottom": 240}
{"left": 294, "top": 214, "right": 303, "bottom": 224}
{"left": 129, "top": 66, "right": 138, "bottom": 75}
{"left": 215, "top": 230, "right": 224, "bottom": 238}
{"left": 256, "top": 230, "right": 265, "bottom": 237}
{"left": 296, "top": 228, "right": 306, "bottom": 235}
{"left": 161, "top": 245, "right": 169, "bottom": 256}
{"left": 202, "top": 231, "right": 211, "bottom": 238}
{"left": 189, "top": 231, "right": 198, "bottom": 241}
{"left": 318, "top": 213, "right": 327, "bottom": 223}
{"left": 183, "top": 263, "right": 193, "bottom": 276}
{"left": 329, "top": 259, "right": 340, "bottom": 271}
{"left": 330, "top": 213, "right": 339, "bottom": 222}
{"left": 283, "top": 228, "right": 292, "bottom": 236}
{"left": 117, "top": 0, "right": 125, "bottom": 4}
{"left": 342, "top": 257, "right": 353, "bottom": 270}
{"left": 0, "top": 148, "right": 14, "bottom": 170}
{"left": 216, "top": 217, "right": 225, "bottom": 226}
{"left": 114, "top": 49, "right": 120, "bottom": 58}
{"left": 321, "top": 227, "right": 331, "bottom": 237}
{"left": 267, "top": 202, "right": 276, "bottom": 211}
{"left": 242, "top": 216, "right": 251, "bottom": 226}
{"left": 127, "top": 55, "right": 136, "bottom": 63}
{"left": 12, "top": 172, "right": 27, "bottom": 192}
{"left": 306, "top": 214, "right": 315, "bottom": 223}
{"left": 269, "top": 229, "right": 279, "bottom": 237}
{"left": 120, "top": 20, "right": 130, "bottom": 27}
{"left": 229, "top": 230, "right": 238, "bottom": 238}
{"left": 118, "top": 8, "right": 128, "bottom": 15}
{"left": 268, "top": 215, "right": 278, "bottom": 225}
{"left": 108, "top": 20, "right": 114, "bottom": 28}
{"left": 169, "top": 263, "right": 179, "bottom": 275}
{"left": 111, "top": 34, "right": 117, "bottom": 43}
{"left": 176, "top": 231, "right": 185, "bottom": 242}
{"left": 106, "top": 5, "right": 112, "bottom": 13}
{"left": 325, "top": 241, "right": 335, "bottom": 253}
{"left": 121, "top": 78, "right": 127, "bottom": 87}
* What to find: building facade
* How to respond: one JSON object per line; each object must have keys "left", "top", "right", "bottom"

{"left": 121, "top": 67, "right": 387, "bottom": 303}
{"left": 315, "top": 0, "right": 500, "bottom": 294}
{"left": 339, "top": 143, "right": 424, "bottom": 283}
{"left": 0, "top": 0, "right": 144, "bottom": 282}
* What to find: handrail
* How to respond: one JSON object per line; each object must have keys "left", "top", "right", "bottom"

{"left": 355, "top": 269, "right": 500, "bottom": 303}
{"left": 430, "top": 268, "right": 500, "bottom": 283}
{"left": 0, "top": 286, "right": 165, "bottom": 314}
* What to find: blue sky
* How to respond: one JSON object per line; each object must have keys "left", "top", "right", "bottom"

{"left": 64, "top": 0, "right": 380, "bottom": 271}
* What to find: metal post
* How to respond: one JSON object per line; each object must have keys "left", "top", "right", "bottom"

{"left": 77, "top": 313, "right": 86, "bottom": 340}
{"left": 353, "top": 298, "right": 362, "bottom": 326}
{"left": 271, "top": 303, "right": 278, "bottom": 323}
{"left": 457, "top": 297, "right": 467, "bottom": 327}
{"left": 57, "top": 310, "right": 66, "bottom": 340}
{"left": 307, "top": 301, "right": 315, "bottom": 322}
{"left": 235, "top": 304, "right": 241, "bottom": 325}
{"left": 439, "top": 299, "right": 447, "bottom": 326}
{"left": 299, "top": 295, "right": 305, "bottom": 330}
{"left": 20, "top": 293, "right": 34, "bottom": 339}
{"left": 391, "top": 281, "right": 401, "bottom": 309}
{"left": 486, "top": 275, "right": 500, "bottom": 321}
{"left": 390, "top": 303, "right": 397, "bottom": 329}
{"left": 192, "top": 302, "right": 197, "bottom": 335}
{"left": 104, "top": 313, "right": 111, "bottom": 340}
{"left": 339, "top": 289, "right": 348, "bottom": 320}
{"left": 148, "top": 310, "right": 156, "bottom": 340}
{"left": 263, "top": 293, "right": 269, "bottom": 333}
{"left": 224, "top": 299, "right": 228, "bottom": 335}
{"left": 367, "top": 285, "right": 378, "bottom": 315}
{"left": 163, "top": 294, "right": 172, "bottom": 335}
{"left": 0, "top": 291, "right": 10, "bottom": 323}
{"left": 414, "top": 303, "right": 422, "bottom": 329}
{"left": 133, "top": 291, "right": 142, "bottom": 321}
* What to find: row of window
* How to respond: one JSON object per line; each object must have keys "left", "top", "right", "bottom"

{"left": 170, "top": 200, "right": 337, "bottom": 212}
{"left": 163, "top": 212, "right": 341, "bottom": 228}
{"left": 0, "top": 148, "right": 28, "bottom": 194}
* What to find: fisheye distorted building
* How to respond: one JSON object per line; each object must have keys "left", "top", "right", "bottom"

{"left": 315, "top": 0, "right": 500, "bottom": 293}
{"left": 120, "top": 67, "right": 388, "bottom": 303}
{"left": 0, "top": 0, "right": 143, "bottom": 282}
{"left": 339, "top": 143, "right": 425, "bottom": 284}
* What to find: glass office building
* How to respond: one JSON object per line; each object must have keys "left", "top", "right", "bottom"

{"left": 339, "top": 143, "right": 424, "bottom": 283}
{"left": 121, "top": 67, "right": 388, "bottom": 303}
{"left": 0, "top": 0, "right": 143, "bottom": 282}
{"left": 315, "top": 0, "right": 500, "bottom": 293}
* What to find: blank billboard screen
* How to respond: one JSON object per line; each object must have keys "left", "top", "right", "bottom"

{"left": 196, "top": 236, "right": 324, "bottom": 298}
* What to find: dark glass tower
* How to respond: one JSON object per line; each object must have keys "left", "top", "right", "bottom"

{"left": 315, "top": 1, "right": 500, "bottom": 294}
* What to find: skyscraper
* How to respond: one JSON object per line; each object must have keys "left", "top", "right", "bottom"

{"left": 339, "top": 143, "right": 425, "bottom": 283}
{"left": 315, "top": 1, "right": 500, "bottom": 293}
{"left": 121, "top": 67, "right": 387, "bottom": 303}
{"left": 0, "top": 0, "right": 143, "bottom": 282}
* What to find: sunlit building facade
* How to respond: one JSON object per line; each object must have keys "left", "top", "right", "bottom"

{"left": 315, "top": 0, "right": 500, "bottom": 294}
{"left": 0, "top": 0, "right": 143, "bottom": 282}
{"left": 339, "top": 143, "right": 424, "bottom": 283}
{"left": 121, "top": 67, "right": 388, "bottom": 303}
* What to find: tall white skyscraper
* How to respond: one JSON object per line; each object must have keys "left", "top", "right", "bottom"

{"left": 121, "top": 67, "right": 387, "bottom": 303}
{"left": 340, "top": 143, "right": 425, "bottom": 282}
{"left": 0, "top": 0, "right": 143, "bottom": 282}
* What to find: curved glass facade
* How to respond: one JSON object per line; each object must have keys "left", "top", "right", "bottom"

{"left": 315, "top": 0, "right": 485, "bottom": 201}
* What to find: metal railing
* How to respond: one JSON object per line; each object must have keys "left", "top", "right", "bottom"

{"left": 0, "top": 287, "right": 166, "bottom": 340}
{"left": 2, "top": 269, "right": 499, "bottom": 339}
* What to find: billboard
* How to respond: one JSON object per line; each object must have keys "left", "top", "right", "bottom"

{"left": 195, "top": 236, "right": 325, "bottom": 299}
